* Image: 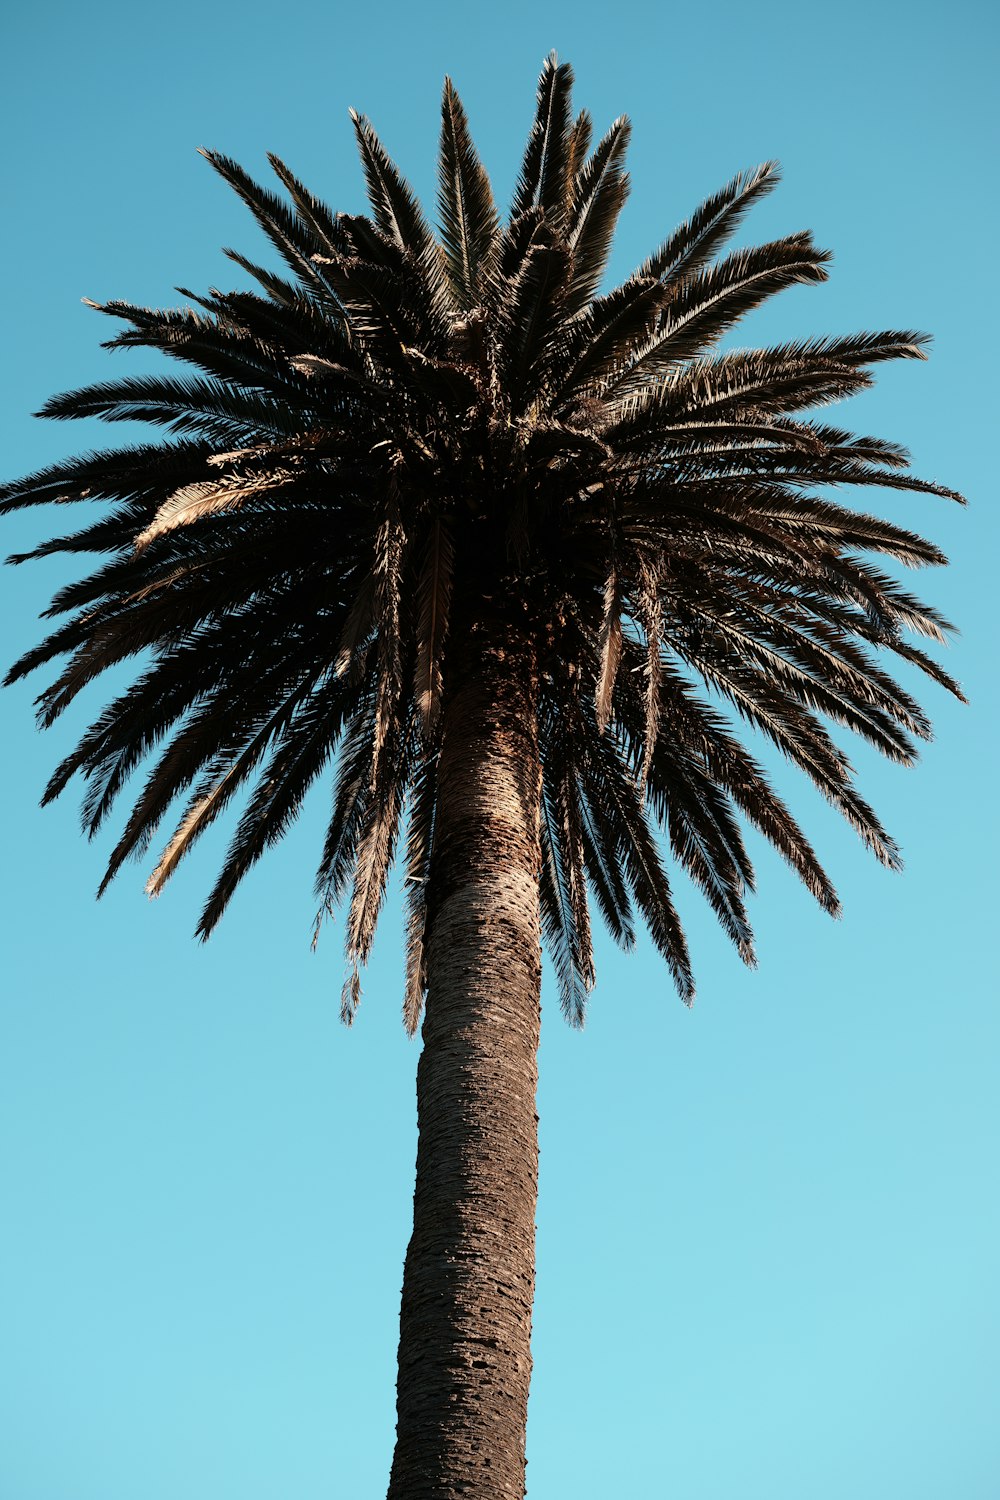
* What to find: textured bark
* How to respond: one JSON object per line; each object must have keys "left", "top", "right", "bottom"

{"left": 387, "top": 621, "right": 542, "bottom": 1500}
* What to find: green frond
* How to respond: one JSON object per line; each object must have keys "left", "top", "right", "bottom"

{"left": 7, "top": 509, "right": 141, "bottom": 567}
{"left": 192, "top": 682, "right": 351, "bottom": 939}
{"left": 197, "top": 148, "right": 336, "bottom": 301}
{"left": 511, "top": 52, "right": 576, "bottom": 226}
{"left": 565, "top": 109, "right": 593, "bottom": 197}
{"left": 634, "top": 665, "right": 842, "bottom": 915}
{"left": 438, "top": 78, "right": 500, "bottom": 309}
{"left": 540, "top": 825, "right": 592, "bottom": 1026}
{"left": 414, "top": 519, "right": 454, "bottom": 734}
{"left": 221, "top": 247, "right": 310, "bottom": 307}
{"left": 98, "top": 651, "right": 342, "bottom": 899}
{"left": 649, "top": 752, "right": 755, "bottom": 964}
{"left": 683, "top": 646, "right": 903, "bottom": 868}
{"left": 581, "top": 736, "right": 695, "bottom": 1002}
{"left": 554, "top": 275, "right": 666, "bottom": 401}
{"left": 312, "top": 693, "right": 379, "bottom": 936}
{"left": 499, "top": 232, "right": 571, "bottom": 409}
{"left": 0, "top": 439, "right": 214, "bottom": 515}
{"left": 539, "top": 712, "right": 595, "bottom": 1023}
{"left": 348, "top": 112, "right": 434, "bottom": 255}
{"left": 38, "top": 373, "right": 311, "bottom": 443}
{"left": 610, "top": 236, "right": 833, "bottom": 390}
{"left": 345, "top": 706, "right": 413, "bottom": 974}
{"left": 579, "top": 793, "right": 635, "bottom": 949}
{"left": 564, "top": 116, "right": 631, "bottom": 312}
{"left": 636, "top": 160, "right": 782, "bottom": 284}
{"left": 66, "top": 619, "right": 317, "bottom": 834}
{"left": 265, "top": 152, "right": 348, "bottom": 262}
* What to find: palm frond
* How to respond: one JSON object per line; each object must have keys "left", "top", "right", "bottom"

{"left": 565, "top": 116, "right": 631, "bottom": 312}
{"left": 414, "top": 519, "right": 454, "bottom": 734}
{"left": 0, "top": 439, "right": 214, "bottom": 515}
{"left": 636, "top": 160, "right": 782, "bottom": 284}
{"left": 579, "top": 792, "right": 635, "bottom": 948}
{"left": 38, "top": 373, "right": 310, "bottom": 443}
{"left": 438, "top": 78, "right": 500, "bottom": 309}
{"left": 197, "top": 149, "right": 336, "bottom": 300}
{"left": 511, "top": 52, "right": 576, "bottom": 226}
{"left": 581, "top": 735, "right": 694, "bottom": 1002}
{"left": 565, "top": 109, "right": 593, "bottom": 198}
{"left": 539, "top": 731, "right": 594, "bottom": 1024}
{"left": 610, "top": 236, "right": 833, "bottom": 389}
{"left": 349, "top": 112, "right": 433, "bottom": 256}
{"left": 499, "top": 232, "right": 571, "bottom": 409}
{"left": 195, "top": 683, "right": 352, "bottom": 938}
{"left": 312, "top": 692, "right": 379, "bottom": 940}
{"left": 345, "top": 705, "right": 413, "bottom": 980}
{"left": 265, "top": 152, "right": 348, "bottom": 262}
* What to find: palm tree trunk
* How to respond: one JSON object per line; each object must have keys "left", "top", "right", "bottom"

{"left": 387, "top": 621, "right": 542, "bottom": 1500}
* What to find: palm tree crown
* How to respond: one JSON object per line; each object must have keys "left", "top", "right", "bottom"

{"left": 3, "top": 53, "right": 963, "bottom": 1029}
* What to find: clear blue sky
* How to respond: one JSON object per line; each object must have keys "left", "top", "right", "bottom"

{"left": 1, "top": 3, "right": 997, "bottom": 1497}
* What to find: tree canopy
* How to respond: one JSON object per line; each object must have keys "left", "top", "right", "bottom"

{"left": 2, "top": 53, "right": 964, "bottom": 1030}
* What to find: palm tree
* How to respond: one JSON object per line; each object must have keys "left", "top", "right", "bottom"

{"left": 2, "top": 52, "right": 962, "bottom": 1499}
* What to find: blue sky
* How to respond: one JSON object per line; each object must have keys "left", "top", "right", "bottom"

{"left": 1, "top": 2, "right": 997, "bottom": 1497}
